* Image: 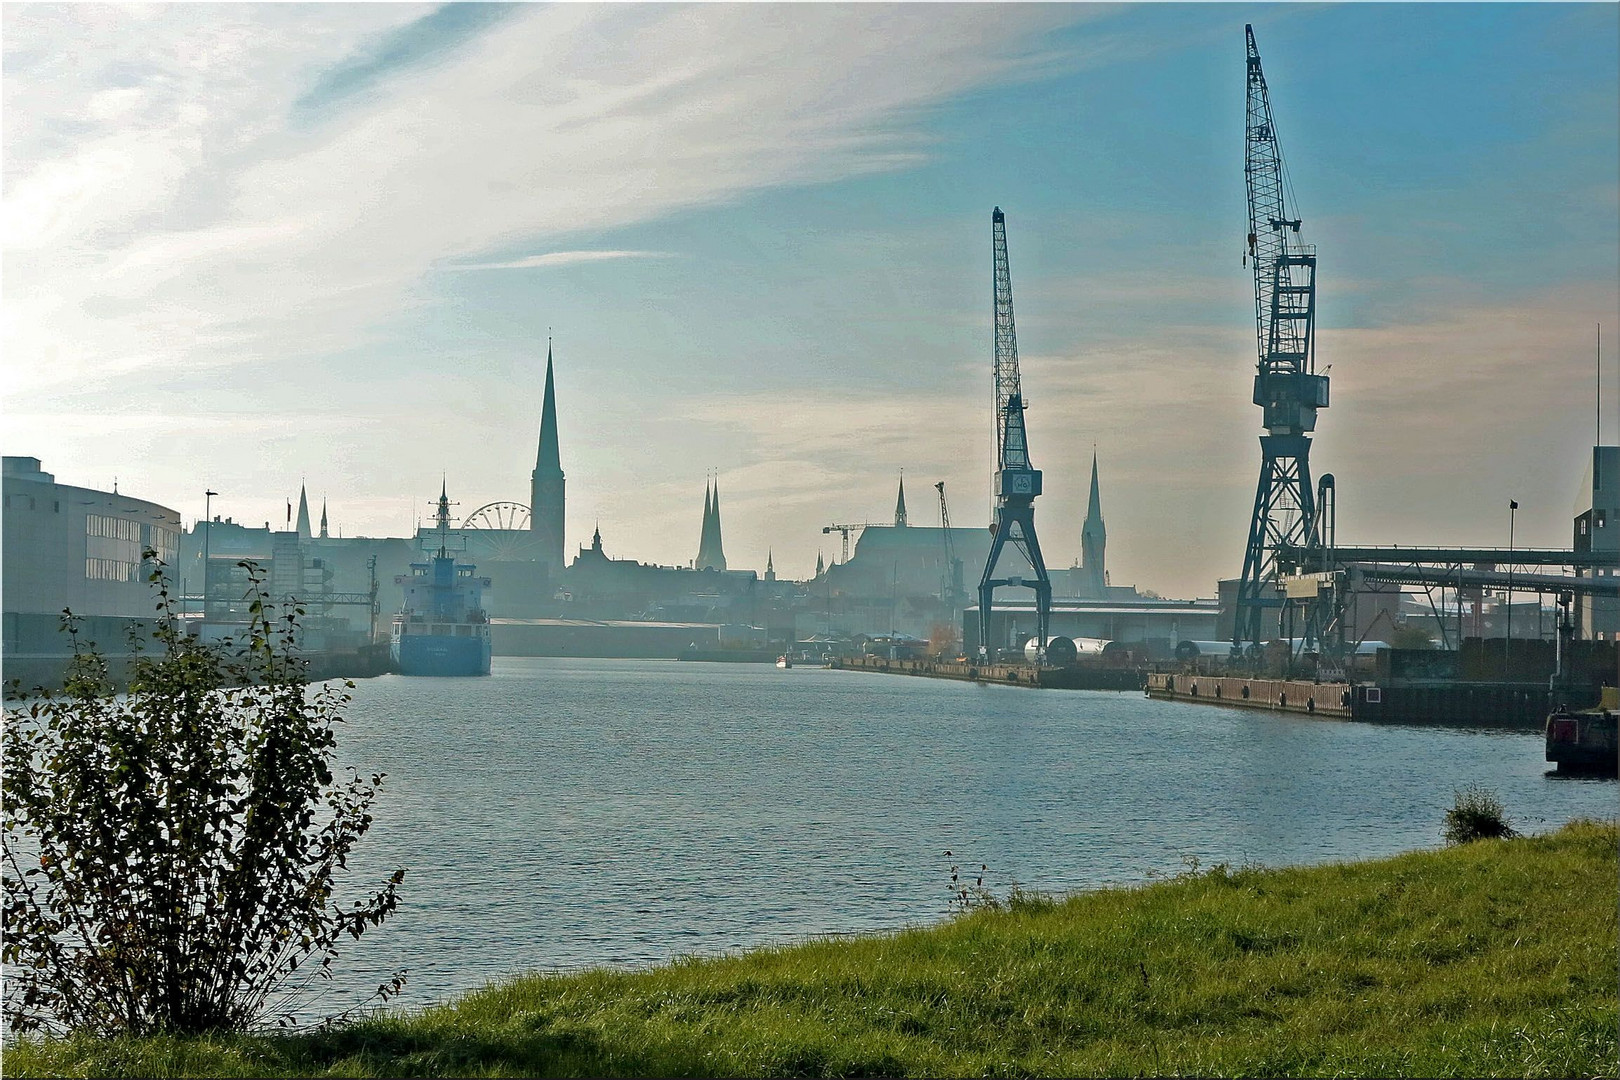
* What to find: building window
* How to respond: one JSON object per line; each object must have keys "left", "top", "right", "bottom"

{"left": 85, "top": 514, "right": 141, "bottom": 582}
{"left": 1596, "top": 510, "right": 1608, "bottom": 529}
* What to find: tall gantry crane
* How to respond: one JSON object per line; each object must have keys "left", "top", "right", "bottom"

{"left": 1232, "top": 24, "right": 1330, "bottom": 658}
{"left": 935, "top": 481, "right": 964, "bottom": 608}
{"left": 977, "top": 207, "right": 1052, "bottom": 659}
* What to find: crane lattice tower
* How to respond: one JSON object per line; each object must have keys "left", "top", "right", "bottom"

{"left": 1232, "top": 24, "right": 1330, "bottom": 656}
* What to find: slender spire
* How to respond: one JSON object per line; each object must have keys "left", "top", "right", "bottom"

{"left": 765, "top": 548, "right": 776, "bottom": 582}
{"left": 530, "top": 337, "right": 566, "bottom": 574}
{"left": 696, "top": 473, "right": 727, "bottom": 570}
{"left": 1081, "top": 451, "right": 1107, "bottom": 597}
{"left": 319, "top": 497, "right": 329, "bottom": 539}
{"left": 295, "top": 483, "right": 312, "bottom": 540}
{"left": 894, "top": 471, "right": 908, "bottom": 527}
{"left": 816, "top": 550, "right": 825, "bottom": 577}
{"left": 536, "top": 341, "right": 561, "bottom": 473}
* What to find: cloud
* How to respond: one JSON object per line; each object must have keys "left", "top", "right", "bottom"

{"left": 3, "top": 4, "right": 1084, "bottom": 399}
{"left": 450, "top": 250, "right": 673, "bottom": 272}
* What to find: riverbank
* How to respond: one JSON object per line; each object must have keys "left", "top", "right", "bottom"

{"left": 9, "top": 820, "right": 1615, "bottom": 1078}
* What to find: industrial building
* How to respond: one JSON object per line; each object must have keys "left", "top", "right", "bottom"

{"left": 2, "top": 456, "right": 182, "bottom": 682}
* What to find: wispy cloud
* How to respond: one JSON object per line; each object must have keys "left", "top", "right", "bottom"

{"left": 3, "top": 4, "right": 1083, "bottom": 398}
{"left": 450, "top": 250, "right": 673, "bottom": 271}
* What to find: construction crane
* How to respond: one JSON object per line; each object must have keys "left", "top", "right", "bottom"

{"left": 821, "top": 521, "right": 885, "bottom": 564}
{"left": 935, "top": 481, "right": 964, "bottom": 607}
{"left": 1232, "top": 24, "right": 1330, "bottom": 660}
{"left": 977, "top": 207, "right": 1052, "bottom": 660}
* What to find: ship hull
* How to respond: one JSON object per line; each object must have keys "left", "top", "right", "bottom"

{"left": 391, "top": 632, "right": 492, "bottom": 676}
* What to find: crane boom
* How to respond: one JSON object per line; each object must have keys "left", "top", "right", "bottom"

{"left": 992, "top": 207, "right": 1022, "bottom": 466}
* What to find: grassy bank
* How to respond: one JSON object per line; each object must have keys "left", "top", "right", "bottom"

{"left": 9, "top": 821, "right": 1616, "bottom": 1078}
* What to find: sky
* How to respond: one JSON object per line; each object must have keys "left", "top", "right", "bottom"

{"left": 4, "top": 2, "right": 1618, "bottom": 598}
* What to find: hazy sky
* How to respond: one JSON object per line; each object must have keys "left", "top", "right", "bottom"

{"left": 5, "top": 3, "right": 1618, "bottom": 597}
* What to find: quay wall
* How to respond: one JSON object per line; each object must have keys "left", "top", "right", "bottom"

{"left": 834, "top": 655, "right": 1143, "bottom": 690}
{"left": 1145, "top": 672, "right": 1350, "bottom": 717}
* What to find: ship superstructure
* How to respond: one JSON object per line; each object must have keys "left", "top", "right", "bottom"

{"left": 391, "top": 482, "right": 492, "bottom": 676}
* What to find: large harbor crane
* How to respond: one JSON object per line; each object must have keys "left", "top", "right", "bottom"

{"left": 1232, "top": 24, "right": 1330, "bottom": 658}
{"left": 935, "top": 481, "right": 964, "bottom": 607}
{"left": 977, "top": 207, "right": 1052, "bottom": 660}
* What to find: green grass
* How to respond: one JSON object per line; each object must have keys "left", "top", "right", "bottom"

{"left": 8, "top": 821, "right": 1617, "bottom": 1078}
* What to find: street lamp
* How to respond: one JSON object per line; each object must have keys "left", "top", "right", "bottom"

{"left": 1506, "top": 499, "right": 1518, "bottom": 675}
{"left": 203, "top": 490, "right": 218, "bottom": 618}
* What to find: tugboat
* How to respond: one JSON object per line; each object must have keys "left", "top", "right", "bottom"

{"left": 391, "top": 483, "right": 492, "bottom": 676}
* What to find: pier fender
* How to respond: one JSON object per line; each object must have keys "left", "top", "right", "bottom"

{"left": 1190, "top": 681, "right": 1199, "bottom": 697}
{"left": 1306, "top": 696, "right": 1315, "bottom": 714}
{"left": 1215, "top": 683, "right": 1222, "bottom": 698}
{"left": 1278, "top": 692, "right": 1287, "bottom": 709}
{"left": 1340, "top": 690, "right": 1350, "bottom": 708}
{"left": 1241, "top": 684, "right": 1250, "bottom": 700}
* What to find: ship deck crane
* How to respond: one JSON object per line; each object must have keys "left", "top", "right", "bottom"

{"left": 1233, "top": 24, "right": 1330, "bottom": 661}
{"left": 977, "top": 207, "right": 1052, "bottom": 661}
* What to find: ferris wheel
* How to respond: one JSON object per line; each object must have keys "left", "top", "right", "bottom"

{"left": 459, "top": 501, "right": 536, "bottom": 562}
{"left": 461, "top": 501, "right": 531, "bottom": 531}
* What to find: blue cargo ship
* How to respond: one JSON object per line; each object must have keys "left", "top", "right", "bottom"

{"left": 391, "top": 484, "right": 492, "bottom": 676}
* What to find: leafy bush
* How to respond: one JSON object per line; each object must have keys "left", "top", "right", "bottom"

{"left": 1443, "top": 784, "right": 1519, "bottom": 845}
{"left": 2, "top": 556, "right": 404, "bottom": 1036}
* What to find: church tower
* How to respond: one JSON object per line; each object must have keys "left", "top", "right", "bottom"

{"left": 893, "top": 473, "right": 908, "bottom": 527}
{"left": 1080, "top": 452, "right": 1107, "bottom": 598}
{"left": 530, "top": 342, "right": 566, "bottom": 576}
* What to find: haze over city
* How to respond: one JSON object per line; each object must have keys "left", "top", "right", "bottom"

{"left": 5, "top": 2, "right": 1617, "bottom": 598}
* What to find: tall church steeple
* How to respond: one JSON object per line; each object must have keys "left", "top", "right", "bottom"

{"left": 696, "top": 475, "right": 727, "bottom": 571}
{"left": 530, "top": 339, "right": 566, "bottom": 576}
{"left": 1080, "top": 451, "right": 1107, "bottom": 598}
{"left": 295, "top": 483, "right": 312, "bottom": 540}
{"left": 318, "top": 498, "right": 329, "bottom": 539}
{"left": 894, "top": 472, "right": 908, "bottom": 527}
{"left": 765, "top": 549, "right": 776, "bottom": 582}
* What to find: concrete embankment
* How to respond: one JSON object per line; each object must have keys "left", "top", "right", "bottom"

{"left": 1145, "top": 671, "right": 1351, "bottom": 717}
{"left": 833, "top": 654, "right": 1143, "bottom": 690}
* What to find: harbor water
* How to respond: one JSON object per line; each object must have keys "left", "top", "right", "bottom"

{"left": 321, "top": 657, "right": 1615, "bottom": 1016}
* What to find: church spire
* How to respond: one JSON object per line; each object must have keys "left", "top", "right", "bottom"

{"left": 894, "top": 472, "right": 908, "bottom": 527}
{"left": 1080, "top": 451, "right": 1107, "bottom": 598}
{"left": 530, "top": 336, "right": 566, "bottom": 575}
{"left": 319, "top": 497, "right": 329, "bottom": 539}
{"left": 765, "top": 548, "right": 776, "bottom": 582}
{"left": 696, "top": 474, "right": 727, "bottom": 570}
{"left": 295, "top": 483, "right": 312, "bottom": 540}
{"left": 815, "top": 550, "right": 825, "bottom": 577}
{"left": 536, "top": 339, "right": 560, "bottom": 473}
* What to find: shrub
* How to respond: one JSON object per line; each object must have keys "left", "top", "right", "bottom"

{"left": 1443, "top": 784, "right": 1519, "bottom": 845}
{"left": 2, "top": 556, "right": 405, "bottom": 1036}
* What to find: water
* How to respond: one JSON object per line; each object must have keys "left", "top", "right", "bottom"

{"left": 320, "top": 657, "right": 1614, "bottom": 1014}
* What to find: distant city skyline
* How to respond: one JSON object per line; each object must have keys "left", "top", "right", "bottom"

{"left": 5, "top": 3, "right": 1617, "bottom": 597}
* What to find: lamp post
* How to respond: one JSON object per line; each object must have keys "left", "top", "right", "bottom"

{"left": 203, "top": 490, "right": 218, "bottom": 618}
{"left": 1506, "top": 499, "right": 1518, "bottom": 676}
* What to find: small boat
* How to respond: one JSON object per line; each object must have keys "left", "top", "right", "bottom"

{"left": 775, "top": 654, "right": 793, "bottom": 669}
